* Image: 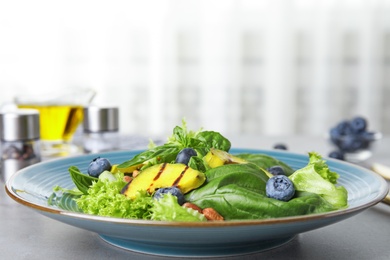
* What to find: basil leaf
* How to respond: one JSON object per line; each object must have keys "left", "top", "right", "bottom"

{"left": 172, "top": 125, "right": 187, "bottom": 146}
{"left": 196, "top": 131, "right": 231, "bottom": 151}
{"left": 117, "top": 145, "right": 181, "bottom": 169}
{"left": 69, "top": 166, "right": 97, "bottom": 194}
{"left": 188, "top": 156, "right": 207, "bottom": 172}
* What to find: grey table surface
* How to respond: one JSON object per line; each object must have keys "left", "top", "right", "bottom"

{"left": 1, "top": 135, "right": 390, "bottom": 260}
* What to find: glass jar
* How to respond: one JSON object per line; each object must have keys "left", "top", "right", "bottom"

{"left": 0, "top": 109, "right": 41, "bottom": 182}
{"left": 83, "top": 106, "right": 119, "bottom": 153}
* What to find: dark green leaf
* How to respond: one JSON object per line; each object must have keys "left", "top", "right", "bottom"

{"left": 235, "top": 153, "right": 295, "bottom": 176}
{"left": 196, "top": 131, "right": 231, "bottom": 151}
{"left": 69, "top": 166, "right": 98, "bottom": 194}
{"left": 188, "top": 156, "right": 207, "bottom": 172}
{"left": 189, "top": 187, "right": 336, "bottom": 220}
{"left": 117, "top": 145, "right": 180, "bottom": 169}
{"left": 186, "top": 163, "right": 268, "bottom": 201}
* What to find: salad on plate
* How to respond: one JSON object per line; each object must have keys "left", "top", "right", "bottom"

{"left": 51, "top": 121, "right": 348, "bottom": 222}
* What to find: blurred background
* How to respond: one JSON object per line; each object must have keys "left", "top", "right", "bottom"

{"left": 1, "top": 0, "right": 389, "bottom": 138}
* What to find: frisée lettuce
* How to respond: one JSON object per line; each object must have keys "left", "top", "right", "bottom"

{"left": 74, "top": 172, "right": 207, "bottom": 221}
{"left": 75, "top": 174, "right": 153, "bottom": 219}
{"left": 151, "top": 194, "right": 206, "bottom": 222}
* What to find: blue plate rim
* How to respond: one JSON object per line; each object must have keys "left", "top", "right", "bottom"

{"left": 4, "top": 148, "right": 389, "bottom": 227}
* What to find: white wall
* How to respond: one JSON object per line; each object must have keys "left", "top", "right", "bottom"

{"left": 1, "top": 0, "right": 389, "bottom": 137}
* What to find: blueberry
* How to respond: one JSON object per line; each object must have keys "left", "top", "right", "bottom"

{"left": 273, "top": 143, "right": 288, "bottom": 150}
{"left": 330, "top": 116, "right": 376, "bottom": 154}
{"left": 266, "top": 175, "right": 295, "bottom": 201}
{"left": 350, "top": 116, "right": 367, "bottom": 133}
{"left": 338, "top": 135, "right": 365, "bottom": 152}
{"left": 329, "top": 127, "right": 341, "bottom": 142}
{"left": 87, "top": 157, "right": 112, "bottom": 177}
{"left": 175, "top": 148, "right": 197, "bottom": 165}
{"left": 336, "top": 120, "right": 353, "bottom": 135}
{"left": 267, "top": 166, "right": 286, "bottom": 176}
{"left": 154, "top": 186, "right": 185, "bottom": 205}
{"left": 356, "top": 134, "right": 370, "bottom": 149}
{"left": 328, "top": 150, "right": 344, "bottom": 160}
{"left": 360, "top": 131, "right": 376, "bottom": 141}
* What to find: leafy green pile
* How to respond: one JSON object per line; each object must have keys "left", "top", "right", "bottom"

{"left": 186, "top": 152, "right": 348, "bottom": 220}
{"left": 117, "top": 119, "right": 231, "bottom": 172}
{"left": 51, "top": 121, "right": 348, "bottom": 222}
{"left": 75, "top": 176, "right": 153, "bottom": 219}
{"left": 70, "top": 172, "right": 205, "bottom": 221}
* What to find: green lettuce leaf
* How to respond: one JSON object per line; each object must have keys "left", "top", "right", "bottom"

{"left": 75, "top": 176, "right": 154, "bottom": 219}
{"left": 151, "top": 194, "right": 206, "bottom": 222}
{"left": 307, "top": 152, "right": 339, "bottom": 184}
{"left": 288, "top": 153, "right": 348, "bottom": 209}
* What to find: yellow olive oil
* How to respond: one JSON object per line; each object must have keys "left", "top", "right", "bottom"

{"left": 18, "top": 105, "right": 84, "bottom": 141}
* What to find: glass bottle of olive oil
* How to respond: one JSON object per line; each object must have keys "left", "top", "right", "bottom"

{"left": 17, "top": 104, "right": 84, "bottom": 142}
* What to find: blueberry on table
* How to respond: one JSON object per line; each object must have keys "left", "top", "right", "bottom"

{"left": 350, "top": 116, "right": 367, "bottom": 133}
{"left": 267, "top": 166, "right": 286, "bottom": 176}
{"left": 329, "top": 127, "right": 341, "bottom": 142}
{"left": 339, "top": 135, "right": 366, "bottom": 152}
{"left": 361, "top": 131, "right": 376, "bottom": 142}
{"left": 266, "top": 175, "right": 295, "bottom": 201}
{"left": 336, "top": 120, "right": 353, "bottom": 135}
{"left": 328, "top": 150, "right": 344, "bottom": 160}
{"left": 175, "top": 148, "right": 197, "bottom": 165}
{"left": 87, "top": 157, "right": 112, "bottom": 177}
{"left": 273, "top": 143, "right": 288, "bottom": 150}
{"left": 154, "top": 186, "right": 185, "bottom": 205}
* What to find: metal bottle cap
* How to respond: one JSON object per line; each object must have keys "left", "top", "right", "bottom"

{"left": 83, "top": 106, "right": 119, "bottom": 133}
{"left": 0, "top": 109, "right": 40, "bottom": 141}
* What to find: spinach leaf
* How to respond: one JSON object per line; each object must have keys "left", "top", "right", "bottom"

{"left": 186, "top": 164, "right": 269, "bottom": 201}
{"left": 235, "top": 153, "right": 294, "bottom": 176}
{"left": 188, "top": 187, "right": 336, "bottom": 220}
{"left": 69, "top": 166, "right": 98, "bottom": 194}
{"left": 186, "top": 156, "right": 340, "bottom": 220}
{"left": 205, "top": 163, "right": 268, "bottom": 183}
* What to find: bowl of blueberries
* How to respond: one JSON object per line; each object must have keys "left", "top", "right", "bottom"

{"left": 328, "top": 116, "right": 382, "bottom": 163}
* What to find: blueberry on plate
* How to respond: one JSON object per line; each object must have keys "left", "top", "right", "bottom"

{"left": 266, "top": 166, "right": 286, "bottom": 176}
{"left": 154, "top": 186, "right": 185, "bottom": 205}
{"left": 87, "top": 157, "right": 112, "bottom": 177}
{"left": 266, "top": 175, "right": 295, "bottom": 202}
{"left": 175, "top": 148, "right": 197, "bottom": 165}
{"left": 328, "top": 150, "right": 344, "bottom": 160}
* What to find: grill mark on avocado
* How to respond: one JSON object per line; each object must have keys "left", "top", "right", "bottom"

{"left": 172, "top": 165, "right": 190, "bottom": 187}
{"left": 147, "top": 163, "right": 168, "bottom": 193}
{"left": 153, "top": 163, "right": 167, "bottom": 181}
